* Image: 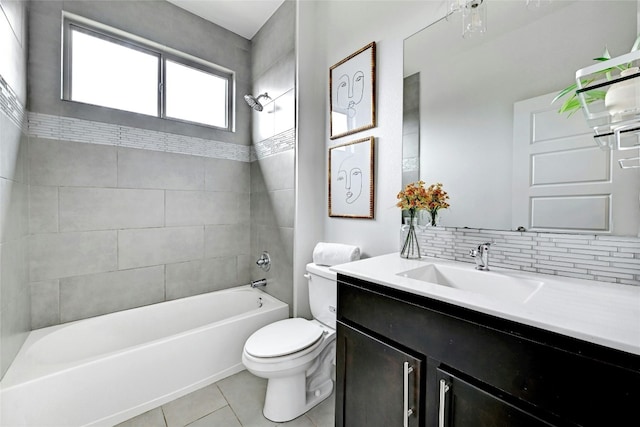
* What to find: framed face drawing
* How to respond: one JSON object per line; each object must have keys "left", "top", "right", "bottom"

{"left": 329, "top": 42, "right": 376, "bottom": 140}
{"left": 329, "top": 136, "right": 375, "bottom": 219}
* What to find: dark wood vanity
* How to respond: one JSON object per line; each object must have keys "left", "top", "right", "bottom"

{"left": 335, "top": 274, "right": 640, "bottom": 427}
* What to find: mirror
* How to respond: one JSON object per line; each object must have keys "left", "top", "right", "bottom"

{"left": 403, "top": 0, "right": 640, "bottom": 236}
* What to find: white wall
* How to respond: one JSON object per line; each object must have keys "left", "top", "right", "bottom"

{"left": 293, "top": 0, "right": 445, "bottom": 315}
{"left": 296, "top": 1, "right": 445, "bottom": 258}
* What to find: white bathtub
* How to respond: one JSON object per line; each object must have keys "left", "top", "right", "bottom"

{"left": 0, "top": 285, "right": 288, "bottom": 427}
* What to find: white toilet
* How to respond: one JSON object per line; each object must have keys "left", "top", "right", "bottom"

{"left": 242, "top": 263, "right": 337, "bottom": 422}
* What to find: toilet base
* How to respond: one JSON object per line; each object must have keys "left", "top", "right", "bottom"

{"left": 262, "top": 340, "right": 336, "bottom": 422}
{"left": 263, "top": 375, "right": 334, "bottom": 423}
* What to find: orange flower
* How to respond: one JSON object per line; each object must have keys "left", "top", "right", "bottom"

{"left": 397, "top": 181, "right": 449, "bottom": 214}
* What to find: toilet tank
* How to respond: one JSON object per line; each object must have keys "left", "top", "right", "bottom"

{"left": 306, "top": 263, "right": 337, "bottom": 329}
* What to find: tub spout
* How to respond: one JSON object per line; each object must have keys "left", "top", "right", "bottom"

{"left": 251, "top": 278, "right": 267, "bottom": 288}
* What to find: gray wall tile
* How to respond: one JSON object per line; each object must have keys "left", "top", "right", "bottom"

{"left": 1, "top": 238, "right": 28, "bottom": 317}
{"left": 0, "top": 113, "right": 25, "bottom": 181}
{"left": 29, "top": 185, "right": 58, "bottom": 234}
{"left": 29, "top": 138, "right": 117, "bottom": 187}
{"left": 204, "top": 158, "right": 250, "bottom": 192}
{"left": 30, "top": 280, "right": 60, "bottom": 329}
{"left": 0, "top": 4, "right": 29, "bottom": 377}
{"left": 0, "top": 178, "right": 27, "bottom": 243}
{"left": 166, "top": 256, "right": 238, "bottom": 301}
{"left": 205, "top": 224, "right": 250, "bottom": 258}
{"left": 252, "top": 150, "right": 295, "bottom": 192}
{"left": 29, "top": 231, "right": 118, "bottom": 281}
{"left": 251, "top": 0, "right": 294, "bottom": 82}
{"left": 60, "top": 266, "right": 165, "bottom": 322}
{"left": 59, "top": 187, "right": 164, "bottom": 231}
{"left": 118, "top": 148, "right": 204, "bottom": 190}
{"left": 274, "top": 89, "right": 295, "bottom": 135}
{"left": 118, "top": 226, "right": 204, "bottom": 269}
{"left": 166, "top": 191, "right": 249, "bottom": 227}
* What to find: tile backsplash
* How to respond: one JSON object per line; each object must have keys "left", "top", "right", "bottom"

{"left": 417, "top": 227, "right": 640, "bottom": 286}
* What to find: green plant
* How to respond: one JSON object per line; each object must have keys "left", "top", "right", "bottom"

{"left": 552, "top": 34, "right": 640, "bottom": 116}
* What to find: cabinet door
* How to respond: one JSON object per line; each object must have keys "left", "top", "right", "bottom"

{"left": 336, "top": 322, "right": 423, "bottom": 427}
{"left": 436, "top": 368, "right": 556, "bottom": 427}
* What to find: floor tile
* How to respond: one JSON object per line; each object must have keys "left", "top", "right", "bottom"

{"left": 277, "top": 415, "right": 315, "bottom": 426}
{"left": 118, "top": 370, "right": 335, "bottom": 427}
{"left": 217, "top": 370, "right": 275, "bottom": 427}
{"left": 115, "top": 407, "right": 166, "bottom": 427}
{"left": 186, "top": 406, "right": 242, "bottom": 427}
{"left": 305, "top": 392, "right": 335, "bottom": 427}
{"left": 162, "top": 383, "right": 228, "bottom": 427}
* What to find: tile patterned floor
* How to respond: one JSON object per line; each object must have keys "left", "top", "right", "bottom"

{"left": 116, "top": 370, "right": 335, "bottom": 427}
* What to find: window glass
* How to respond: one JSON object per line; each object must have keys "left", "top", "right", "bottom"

{"left": 165, "top": 60, "right": 228, "bottom": 128}
{"left": 70, "top": 28, "right": 159, "bottom": 116}
{"left": 63, "top": 17, "right": 234, "bottom": 131}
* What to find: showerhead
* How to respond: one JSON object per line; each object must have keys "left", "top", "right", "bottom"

{"left": 244, "top": 92, "right": 270, "bottom": 112}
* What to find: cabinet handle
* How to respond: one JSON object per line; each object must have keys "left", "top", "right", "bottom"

{"left": 438, "top": 379, "right": 450, "bottom": 427}
{"left": 403, "top": 362, "right": 414, "bottom": 427}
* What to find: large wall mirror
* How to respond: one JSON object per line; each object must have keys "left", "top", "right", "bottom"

{"left": 403, "top": 0, "right": 640, "bottom": 237}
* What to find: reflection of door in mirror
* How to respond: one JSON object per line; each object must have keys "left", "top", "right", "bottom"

{"left": 513, "top": 92, "right": 640, "bottom": 236}
{"left": 403, "top": 0, "right": 640, "bottom": 236}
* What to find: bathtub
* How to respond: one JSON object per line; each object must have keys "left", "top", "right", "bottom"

{"left": 0, "top": 285, "right": 288, "bottom": 427}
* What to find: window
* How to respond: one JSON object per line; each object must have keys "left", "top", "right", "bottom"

{"left": 62, "top": 15, "right": 233, "bottom": 130}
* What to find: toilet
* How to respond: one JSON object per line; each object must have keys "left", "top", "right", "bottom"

{"left": 242, "top": 263, "right": 337, "bottom": 422}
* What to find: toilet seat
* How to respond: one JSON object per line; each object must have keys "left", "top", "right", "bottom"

{"left": 244, "top": 318, "right": 324, "bottom": 358}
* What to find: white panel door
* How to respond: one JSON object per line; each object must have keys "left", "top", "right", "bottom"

{"left": 513, "top": 92, "right": 640, "bottom": 235}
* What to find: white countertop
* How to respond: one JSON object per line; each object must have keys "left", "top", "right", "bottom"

{"left": 331, "top": 253, "right": 640, "bottom": 356}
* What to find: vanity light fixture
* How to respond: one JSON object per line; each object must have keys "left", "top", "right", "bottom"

{"left": 447, "top": 0, "right": 487, "bottom": 38}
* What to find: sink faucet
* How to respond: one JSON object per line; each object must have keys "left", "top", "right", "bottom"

{"left": 469, "top": 243, "right": 491, "bottom": 271}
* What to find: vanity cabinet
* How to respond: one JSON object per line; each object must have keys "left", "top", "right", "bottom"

{"left": 335, "top": 274, "right": 640, "bottom": 427}
{"left": 336, "top": 322, "right": 423, "bottom": 427}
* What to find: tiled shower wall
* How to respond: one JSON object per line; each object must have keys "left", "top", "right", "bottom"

{"left": 26, "top": 0, "right": 254, "bottom": 328}
{"left": 0, "top": 0, "right": 29, "bottom": 379}
{"left": 250, "top": 1, "right": 296, "bottom": 313}
{"left": 417, "top": 228, "right": 640, "bottom": 286}
{"left": 27, "top": 118, "right": 253, "bottom": 328}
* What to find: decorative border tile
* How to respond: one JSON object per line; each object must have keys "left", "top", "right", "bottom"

{"left": 0, "top": 75, "right": 25, "bottom": 129}
{"left": 252, "top": 128, "right": 295, "bottom": 161}
{"left": 28, "top": 112, "right": 252, "bottom": 162}
{"left": 416, "top": 227, "right": 640, "bottom": 286}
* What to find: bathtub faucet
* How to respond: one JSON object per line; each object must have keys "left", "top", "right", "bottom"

{"left": 251, "top": 278, "right": 268, "bottom": 288}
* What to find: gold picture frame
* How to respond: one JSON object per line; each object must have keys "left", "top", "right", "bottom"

{"left": 329, "top": 42, "right": 376, "bottom": 140}
{"left": 328, "top": 136, "right": 375, "bottom": 219}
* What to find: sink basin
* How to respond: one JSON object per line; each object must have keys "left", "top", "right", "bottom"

{"left": 397, "top": 263, "right": 544, "bottom": 304}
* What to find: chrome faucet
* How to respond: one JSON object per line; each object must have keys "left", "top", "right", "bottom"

{"left": 469, "top": 242, "right": 491, "bottom": 271}
{"left": 256, "top": 251, "right": 271, "bottom": 272}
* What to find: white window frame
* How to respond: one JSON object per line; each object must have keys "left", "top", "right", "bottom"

{"left": 61, "top": 12, "right": 235, "bottom": 132}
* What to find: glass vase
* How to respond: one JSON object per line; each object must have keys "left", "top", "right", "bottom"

{"left": 400, "top": 213, "right": 421, "bottom": 259}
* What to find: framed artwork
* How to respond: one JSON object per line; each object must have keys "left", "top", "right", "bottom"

{"left": 329, "top": 136, "right": 375, "bottom": 219}
{"left": 329, "top": 42, "right": 376, "bottom": 140}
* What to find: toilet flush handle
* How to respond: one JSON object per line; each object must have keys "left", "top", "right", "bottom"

{"left": 303, "top": 273, "right": 311, "bottom": 280}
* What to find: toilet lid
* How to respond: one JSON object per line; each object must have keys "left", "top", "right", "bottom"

{"left": 245, "top": 318, "right": 324, "bottom": 358}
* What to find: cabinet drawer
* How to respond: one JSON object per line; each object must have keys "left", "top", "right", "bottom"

{"left": 338, "top": 275, "right": 640, "bottom": 426}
